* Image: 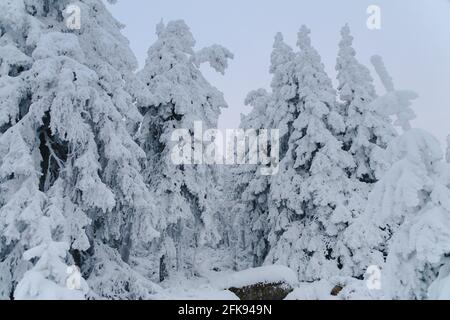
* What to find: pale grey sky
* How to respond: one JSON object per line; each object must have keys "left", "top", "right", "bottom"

{"left": 105, "top": 0, "right": 450, "bottom": 145}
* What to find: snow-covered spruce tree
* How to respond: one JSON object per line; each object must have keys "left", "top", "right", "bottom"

{"left": 342, "top": 56, "right": 450, "bottom": 299}
{"left": 230, "top": 89, "right": 272, "bottom": 270}
{"left": 382, "top": 132, "right": 450, "bottom": 299}
{"left": 266, "top": 26, "right": 359, "bottom": 281}
{"left": 347, "top": 129, "right": 450, "bottom": 300}
{"left": 0, "top": 0, "right": 159, "bottom": 299}
{"left": 334, "top": 25, "right": 398, "bottom": 278}
{"left": 267, "top": 32, "right": 298, "bottom": 152}
{"left": 230, "top": 33, "right": 297, "bottom": 270}
{"left": 336, "top": 25, "right": 396, "bottom": 184}
{"left": 138, "top": 20, "right": 233, "bottom": 281}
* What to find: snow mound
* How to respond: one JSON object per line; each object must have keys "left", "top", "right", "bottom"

{"left": 285, "top": 280, "right": 337, "bottom": 300}
{"left": 153, "top": 289, "right": 239, "bottom": 300}
{"left": 428, "top": 260, "right": 450, "bottom": 300}
{"left": 216, "top": 265, "right": 298, "bottom": 289}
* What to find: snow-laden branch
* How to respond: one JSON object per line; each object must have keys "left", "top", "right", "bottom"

{"left": 371, "top": 55, "right": 417, "bottom": 131}
{"left": 371, "top": 55, "right": 395, "bottom": 92}
{"left": 193, "top": 44, "right": 234, "bottom": 75}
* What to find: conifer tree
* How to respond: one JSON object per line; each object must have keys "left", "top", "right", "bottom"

{"left": 336, "top": 25, "right": 396, "bottom": 184}
{"left": 138, "top": 20, "right": 233, "bottom": 280}
{"left": 345, "top": 56, "right": 450, "bottom": 299}
{"left": 0, "top": 0, "right": 158, "bottom": 299}
{"left": 267, "top": 26, "right": 357, "bottom": 281}
{"left": 230, "top": 33, "right": 296, "bottom": 269}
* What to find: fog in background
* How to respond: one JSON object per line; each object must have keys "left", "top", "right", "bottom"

{"left": 105, "top": 0, "right": 450, "bottom": 145}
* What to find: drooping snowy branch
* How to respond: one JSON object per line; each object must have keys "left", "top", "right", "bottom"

{"left": 193, "top": 44, "right": 234, "bottom": 75}
{"left": 371, "top": 55, "right": 395, "bottom": 92}
{"left": 371, "top": 55, "right": 417, "bottom": 131}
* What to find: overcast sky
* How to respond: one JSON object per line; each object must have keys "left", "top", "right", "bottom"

{"left": 105, "top": 0, "right": 450, "bottom": 145}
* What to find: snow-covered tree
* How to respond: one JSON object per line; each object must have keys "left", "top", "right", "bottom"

{"left": 230, "top": 33, "right": 297, "bottom": 270}
{"left": 138, "top": 20, "right": 233, "bottom": 281}
{"left": 266, "top": 32, "right": 298, "bottom": 149}
{"left": 14, "top": 242, "right": 89, "bottom": 300}
{"left": 349, "top": 130, "right": 450, "bottom": 299}
{"left": 0, "top": 0, "right": 158, "bottom": 299}
{"left": 229, "top": 89, "right": 272, "bottom": 270}
{"left": 370, "top": 55, "right": 417, "bottom": 132}
{"left": 336, "top": 25, "right": 397, "bottom": 183}
{"left": 266, "top": 26, "right": 359, "bottom": 281}
{"left": 383, "top": 144, "right": 450, "bottom": 299}
{"left": 344, "top": 56, "right": 450, "bottom": 299}
{"left": 332, "top": 25, "right": 398, "bottom": 278}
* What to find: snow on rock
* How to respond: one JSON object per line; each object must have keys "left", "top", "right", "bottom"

{"left": 285, "top": 280, "right": 337, "bottom": 300}
{"left": 215, "top": 265, "right": 298, "bottom": 290}
{"left": 286, "top": 277, "right": 387, "bottom": 300}
{"left": 332, "top": 277, "right": 385, "bottom": 300}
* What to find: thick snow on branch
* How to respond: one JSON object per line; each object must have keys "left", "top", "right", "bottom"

{"left": 370, "top": 90, "right": 418, "bottom": 131}
{"left": 193, "top": 44, "right": 234, "bottom": 75}
{"left": 371, "top": 55, "right": 417, "bottom": 131}
{"left": 371, "top": 55, "right": 395, "bottom": 92}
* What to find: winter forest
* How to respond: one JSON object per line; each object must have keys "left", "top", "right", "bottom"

{"left": 1, "top": 0, "right": 450, "bottom": 301}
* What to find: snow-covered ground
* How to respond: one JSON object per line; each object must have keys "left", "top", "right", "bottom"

{"left": 151, "top": 265, "right": 298, "bottom": 300}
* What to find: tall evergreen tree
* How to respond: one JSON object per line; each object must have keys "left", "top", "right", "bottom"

{"left": 0, "top": 0, "right": 158, "bottom": 299}
{"left": 336, "top": 24, "right": 397, "bottom": 184}
{"left": 344, "top": 56, "right": 450, "bottom": 299}
{"left": 267, "top": 32, "right": 298, "bottom": 149}
{"left": 266, "top": 26, "right": 357, "bottom": 281}
{"left": 230, "top": 89, "right": 272, "bottom": 270}
{"left": 334, "top": 25, "right": 398, "bottom": 277}
{"left": 230, "top": 33, "right": 296, "bottom": 270}
{"left": 138, "top": 20, "right": 233, "bottom": 281}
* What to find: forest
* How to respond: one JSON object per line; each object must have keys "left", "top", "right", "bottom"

{"left": 0, "top": 0, "right": 450, "bottom": 300}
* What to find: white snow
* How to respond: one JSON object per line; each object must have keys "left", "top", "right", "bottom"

{"left": 285, "top": 280, "right": 337, "bottom": 300}
{"left": 153, "top": 288, "right": 239, "bottom": 301}
{"left": 1, "top": 0, "right": 449, "bottom": 301}
{"left": 150, "top": 265, "right": 297, "bottom": 300}
{"left": 215, "top": 265, "right": 298, "bottom": 290}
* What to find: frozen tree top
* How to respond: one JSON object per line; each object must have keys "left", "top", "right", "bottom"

{"left": 339, "top": 24, "right": 354, "bottom": 51}
{"left": 270, "top": 32, "right": 294, "bottom": 74}
{"left": 297, "top": 25, "right": 312, "bottom": 50}
{"left": 156, "top": 20, "right": 196, "bottom": 54}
